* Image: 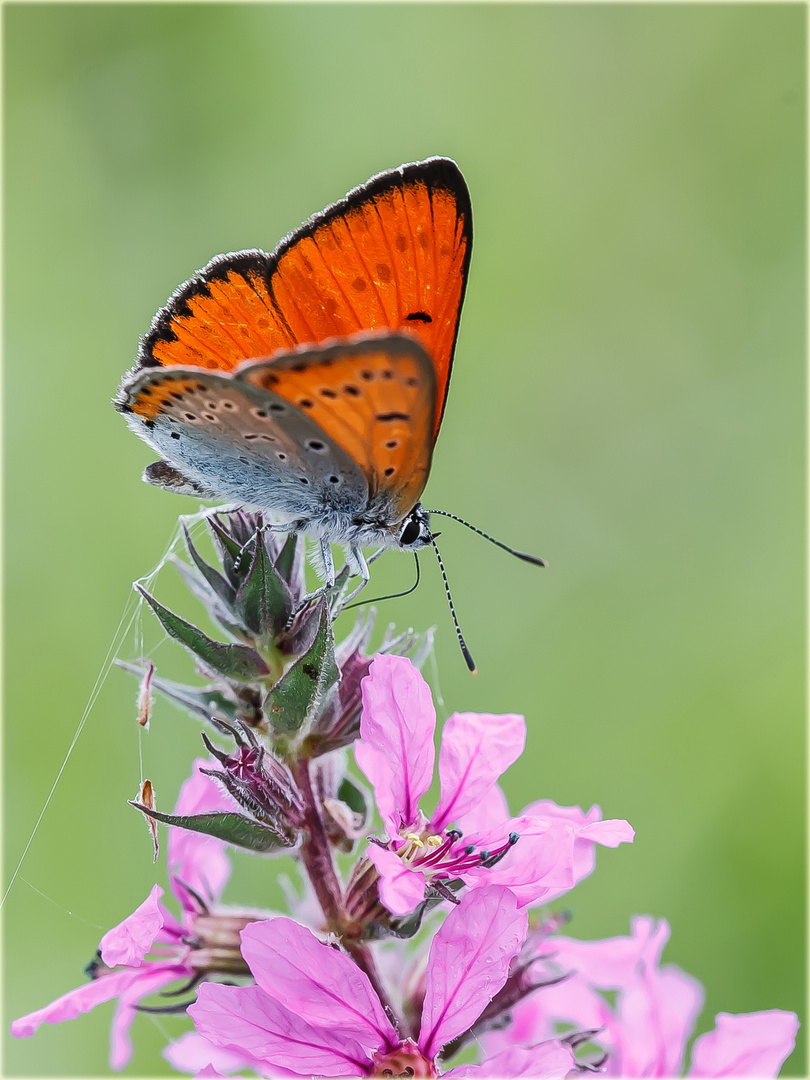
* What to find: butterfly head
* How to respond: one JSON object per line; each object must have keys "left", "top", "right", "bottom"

{"left": 394, "top": 505, "right": 432, "bottom": 551}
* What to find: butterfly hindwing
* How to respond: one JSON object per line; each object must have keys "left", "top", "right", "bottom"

{"left": 118, "top": 333, "right": 435, "bottom": 525}
{"left": 118, "top": 365, "right": 369, "bottom": 521}
{"left": 137, "top": 158, "right": 471, "bottom": 439}
{"left": 238, "top": 334, "right": 436, "bottom": 520}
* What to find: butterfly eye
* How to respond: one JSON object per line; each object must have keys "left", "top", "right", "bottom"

{"left": 399, "top": 518, "right": 422, "bottom": 547}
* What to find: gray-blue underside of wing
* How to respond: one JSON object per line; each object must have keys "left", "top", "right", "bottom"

{"left": 122, "top": 369, "right": 369, "bottom": 520}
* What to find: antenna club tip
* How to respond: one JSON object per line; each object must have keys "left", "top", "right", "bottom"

{"left": 462, "top": 647, "right": 477, "bottom": 674}
{"left": 520, "top": 553, "right": 547, "bottom": 567}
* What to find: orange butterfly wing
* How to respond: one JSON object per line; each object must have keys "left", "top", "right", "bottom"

{"left": 239, "top": 333, "right": 436, "bottom": 518}
{"left": 137, "top": 158, "right": 471, "bottom": 440}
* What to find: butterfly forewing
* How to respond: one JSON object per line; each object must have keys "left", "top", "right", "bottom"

{"left": 138, "top": 158, "right": 471, "bottom": 439}
{"left": 143, "top": 253, "right": 296, "bottom": 372}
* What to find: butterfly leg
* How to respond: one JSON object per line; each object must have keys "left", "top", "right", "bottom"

{"left": 319, "top": 539, "right": 336, "bottom": 588}
{"left": 283, "top": 538, "right": 336, "bottom": 631}
{"left": 233, "top": 518, "right": 300, "bottom": 574}
{"left": 338, "top": 545, "right": 371, "bottom": 607}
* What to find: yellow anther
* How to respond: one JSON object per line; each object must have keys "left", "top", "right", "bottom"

{"left": 404, "top": 832, "right": 425, "bottom": 848}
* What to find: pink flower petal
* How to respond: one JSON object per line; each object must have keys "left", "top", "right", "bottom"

{"left": 463, "top": 816, "right": 577, "bottom": 906}
{"left": 99, "top": 884, "right": 165, "bottom": 968}
{"left": 522, "top": 801, "right": 634, "bottom": 898}
{"left": 419, "top": 885, "right": 528, "bottom": 1059}
{"left": 367, "top": 845, "right": 426, "bottom": 916}
{"left": 164, "top": 1032, "right": 255, "bottom": 1075}
{"left": 445, "top": 1040, "right": 575, "bottom": 1078}
{"left": 354, "top": 740, "right": 400, "bottom": 839}
{"left": 579, "top": 818, "right": 635, "bottom": 847}
{"left": 164, "top": 1030, "right": 294, "bottom": 1077}
{"left": 358, "top": 655, "right": 436, "bottom": 831}
{"left": 617, "top": 964, "right": 703, "bottom": 1077}
{"left": 109, "top": 965, "right": 189, "bottom": 1070}
{"left": 432, "top": 712, "right": 525, "bottom": 832}
{"left": 688, "top": 1011, "right": 799, "bottom": 1078}
{"left": 485, "top": 974, "right": 616, "bottom": 1058}
{"left": 240, "top": 918, "right": 398, "bottom": 1050}
{"left": 11, "top": 967, "right": 152, "bottom": 1039}
{"left": 456, "top": 783, "right": 511, "bottom": 837}
{"left": 169, "top": 760, "right": 235, "bottom": 911}
{"left": 549, "top": 919, "right": 670, "bottom": 990}
{"left": 189, "top": 982, "right": 370, "bottom": 1076}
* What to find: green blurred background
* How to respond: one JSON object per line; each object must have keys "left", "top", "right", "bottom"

{"left": 3, "top": 3, "right": 805, "bottom": 1075}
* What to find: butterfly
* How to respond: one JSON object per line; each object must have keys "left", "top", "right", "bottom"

{"left": 115, "top": 158, "right": 542, "bottom": 668}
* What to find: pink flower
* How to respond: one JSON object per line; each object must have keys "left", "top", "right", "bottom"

{"left": 11, "top": 761, "right": 246, "bottom": 1070}
{"left": 189, "top": 884, "right": 576, "bottom": 1078}
{"left": 162, "top": 1030, "right": 289, "bottom": 1078}
{"left": 483, "top": 916, "right": 799, "bottom": 1077}
{"left": 354, "top": 655, "right": 633, "bottom": 915}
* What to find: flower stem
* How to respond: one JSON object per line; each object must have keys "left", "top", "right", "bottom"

{"left": 293, "top": 758, "right": 399, "bottom": 1029}
{"left": 293, "top": 757, "right": 345, "bottom": 932}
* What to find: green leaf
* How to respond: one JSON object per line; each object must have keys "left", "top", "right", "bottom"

{"left": 136, "top": 585, "right": 271, "bottom": 681}
{"left": 265, "top": 599, "right": 339, "bottom": 735}
{"left": 233, "top": 528, "right": 292, "bottom": 636}
{"left": 115, "top": 660, "right": 241, "bottom": 723}
{"left": 129, "top": 803, "right": 292, "bottom": 853}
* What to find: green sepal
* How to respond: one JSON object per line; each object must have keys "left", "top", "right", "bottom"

{"left": 265, "top": 599, "right": 338, "bottom": 735}
{"left": 115, "top": 660, "right": 241, "bottom": 724}
{"left": 136, "top": 585, "right": 271, "bottom": 681}
{"left": 233, "top": 528, "right": 292, "bottom": 636}
{"left": 129, "top": 802, "right": 292, "bottom": 853}
{"left": 327, "top": 563, "right": 353, "bottom": 617}
{"left": 387, "top": 899, "right": 433, "bottom": 938}
{"left": 182, "top": 524, "right": 236, "bottom": 610}
{"left": 273, "top": 532, "right": 301, "bottom": 585}
{"left": 337, "top": 776, "right": 368, "bottom": 828}
{"left": 170, "top": 558, "right": 249, "bottom": 643}
{"left": 365, "top": 897, "right": 436, "bottom": 941}
{"left": 207, "top": 514, "right": 245, "bottom": 580}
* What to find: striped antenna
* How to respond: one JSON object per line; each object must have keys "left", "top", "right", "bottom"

{"left": 424, "top": 509, "right": 546, "bottom": 567}
{"left": 428, "top": 533, "right": 476, "bottom": 674}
